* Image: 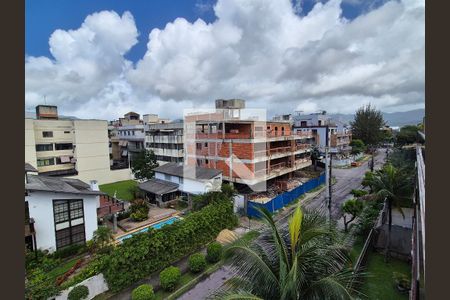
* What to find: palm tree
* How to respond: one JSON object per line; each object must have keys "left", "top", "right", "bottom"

{"left": 93, "top": 226, "right": 113, "bottom": 250}
{"left": 363, "top": 164, "right": 413, "bottom": 260}
{"left": 212, "top": 206, "right": 361, "bottom": 299}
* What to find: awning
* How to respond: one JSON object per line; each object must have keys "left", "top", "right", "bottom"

{"left": 60, "top": 156, "right": 71, "bottom": 163}
{"left": 121, "top": 150, "right": 128, "bottom": 156}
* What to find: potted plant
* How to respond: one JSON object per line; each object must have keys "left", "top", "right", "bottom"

{"left": 393, "top": 272, "right": 411, "bottom": 293}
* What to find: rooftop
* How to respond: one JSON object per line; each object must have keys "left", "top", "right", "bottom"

{"left": 138, "top": 178, "right": 179, "bottom": 195}
{"left": 154, "top": 163, "right": 222, "bottom": 180}
{"left": 26, "top": 175, "right": 104, "bottom": 196}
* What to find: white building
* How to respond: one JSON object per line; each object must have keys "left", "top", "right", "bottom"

{"left": 292, "top": 111, "right": 352, "bottom": 153}
{"left": 25, "top": 164, "right": 103, "bottom": 252}
{"left": 25, "top": 105, "right": 132, "bottom": 185}
{"left": 138, "top": 163, "right": 222, "bottom": 207}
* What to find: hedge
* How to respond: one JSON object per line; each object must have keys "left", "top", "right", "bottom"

{"left": 102, "top": 199, "right": 237, "bottom": 291}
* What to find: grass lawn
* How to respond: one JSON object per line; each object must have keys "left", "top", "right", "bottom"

{"left": 99, "top": 180, "right": 137, "bottom": 201}
{"left": 47, "top": 257, "right": 80, "bottom": 282}
{"left": 359, "top": 251, "right": 410, "bottom": 300}
{"left": 349, "top": 235, "right": 365, "bottom": 264}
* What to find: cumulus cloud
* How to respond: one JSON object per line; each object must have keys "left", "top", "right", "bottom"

{"left": 25, "top": 0, "right": 424, "bottom": 120}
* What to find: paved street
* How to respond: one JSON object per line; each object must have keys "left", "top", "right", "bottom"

{"left": 304, "top": 149, "right": 386, "bottom": 220}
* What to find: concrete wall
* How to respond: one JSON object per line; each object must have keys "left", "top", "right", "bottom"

{"left": 70, "top": 168, "right": 133, "bottom": 185}
{"left": 53, "top": 273, "right": 109, "bottom": 300}
{"left": 25, "top": 118, "right": 38, "bottom": 168}
{"left": 26, "top": 191, "right": 98, "bottom": 252}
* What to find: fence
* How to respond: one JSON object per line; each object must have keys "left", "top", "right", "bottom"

{"left": 247, "top": 173, "right": 326, "bottom": 217}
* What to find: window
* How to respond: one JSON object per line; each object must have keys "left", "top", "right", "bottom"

{"left": 55, "top": 156, "right": 73, "bottom": 164}
{"left": 132, "top": 131, "right": 135, "bottom": 136}
{"left": 179, "top": 177, "right": 184, "bottom": 184}
{"left": 36, "top": 144, "right": 53, "bottom": 152}
{"left": 318, "top": 120, "right": 322, "bottom": 126}
{"left": 42, "top": 131, "right": 53, "bottom": 138}
{"left": 37, "top": 158, "right": 55, "bottom": 167}
{"left": 53, "top": 199, "right": 85, "bottom": 249}
{"left": 204, "top": 142, "right": 208, "bottom": 147}
{"left": 300, "top": 121, "right": 307, "bottom": 127}
{"left": 164, "top": 174, "right": 171, "bottom": 181}
{"left": 64, "top": 131, "right": 71, "bottom": 134}
{"left": 205, "top": 159, "right": 209, "bottom": 164}
{"left": 196, "top": 143, "right": 202, "bottom": 150}
{"left": 55, "top": 143, "right": 73, "bottom": 150}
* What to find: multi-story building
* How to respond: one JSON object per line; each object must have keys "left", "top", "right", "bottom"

{"left": 292, "top": 111, "right": 352, "bottom": 153}
{"left": 25, "top": 105, "right": 132, "bottom": 184}
{"left": 184, "top": 99, "right": 314, "bottom": 189}
{"left": 145, "top": 121, "right": 184, "bottom": 165}
{"left": 110, "top": 112, "right": 171, "bottom": 166}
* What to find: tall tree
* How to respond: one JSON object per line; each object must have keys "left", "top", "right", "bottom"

{"left": 214, "top": 206, "right": 361, "bottom": 299}
{"left": 395, "top": 125, "right": 419, "bottom": 146}
{"left": 364, "top": 164, "right": 413, "bottom": 260}
{"left": 350, "top": 104, "right": 385, "bottom": 147}
{"left": 131, "top": 149, "right": 159, "bottom": 181}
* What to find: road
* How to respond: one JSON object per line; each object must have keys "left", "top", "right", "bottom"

{"left": 303, "top": 149, "right": 386, "bottom": 220}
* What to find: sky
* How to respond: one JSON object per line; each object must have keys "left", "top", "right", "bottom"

{"left": 25, "top": 0, "right": 425, "bottom": 120}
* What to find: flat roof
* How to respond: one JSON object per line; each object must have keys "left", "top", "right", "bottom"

{"left": 154, "top": 163, "right": 222, "bottom": 180}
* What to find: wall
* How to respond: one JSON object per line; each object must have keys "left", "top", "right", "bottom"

{"left": 26, "top": 191, "right": 98, "bottom": 252}
{"left": 70, "top": 168, "right": 133, "bottom": 185}
{"left": 53, "top": 273, "right": 109, "bottom": 300}
{"left": 247, "top": 173, "right": 326, "bottom": 217}
{"left": 154, "top": 171, "right": 222, "bottom": 194}
{"left": 25, "top": 118, "right": 37, "bottom": 168}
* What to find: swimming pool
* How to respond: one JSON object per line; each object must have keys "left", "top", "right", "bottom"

{"left": 116, "top": 216, "right": 179, "bottom": 243}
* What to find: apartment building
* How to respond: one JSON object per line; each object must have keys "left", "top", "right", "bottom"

{"left": 184, "top": 99, "right": 314, "bottom": 189}
{"left": 25, "top": 105, "right": 132, "bottom": 184}
{"left": 109, "top": 112, "right": 170, "bottom": 166}
{"left": 292, "top": 111, "right": 352, "bottom": 153}
{"left": 145, "top": 121, "right": 184, "bottom": 165}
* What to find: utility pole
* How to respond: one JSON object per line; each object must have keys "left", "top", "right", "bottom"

{"left": 329, "top": 152, "right": 333, "bottom": 222}
{"left": 325, "top": 145, "right": 329, "bottom": 218}
{"left": 370, "top": 146, "right": 375, "bottom": 172}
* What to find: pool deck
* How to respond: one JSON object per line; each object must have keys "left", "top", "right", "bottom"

{"left": 113, "top": 207, "right": 179, "bottom": 241}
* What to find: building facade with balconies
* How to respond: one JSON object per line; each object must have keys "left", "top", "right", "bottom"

{"left": 184, "top": 100, "right": 314, "bottom": 189}
{"left": 145, "top": 121, "right": 184, "bottom": 165}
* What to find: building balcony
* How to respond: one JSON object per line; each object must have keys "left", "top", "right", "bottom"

{"left": 146, "top": 135, "right": 183, "bottom": 144}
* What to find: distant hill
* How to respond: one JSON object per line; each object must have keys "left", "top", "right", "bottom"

{"left": 330, "top": 109, "right": 424, "bottom": 127}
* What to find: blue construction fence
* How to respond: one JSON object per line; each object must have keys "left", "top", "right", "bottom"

{"left": 247, "top": 172, "right": 326, "bottom": 218}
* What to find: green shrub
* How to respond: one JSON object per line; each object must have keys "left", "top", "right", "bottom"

{"left": 159, "top": 266, "right": 181, "bottom": 291}
{"left": 350, "top": 189, "right": 369, "bottom": 197}
{"left": 130, "top": 199, "right": 149, "bottom": 221}
{"left": 131, "top": 284, "right": 155, "bottom": 300}
{"left": 188, "top": 253, "right": 207, "bottom": 273}
{"left": 206, "top": 242, "right": 223, "bottom": 263}
{"left": 52, "top": 244, "right": 85, "bottom": 259}
{"left": 25, "top": 268, "right": 59, "bottom": 300}
{"left": 68, "top": 285, "right": 89, "bottom": 300}
{"left": 103, "top": 199, "right": 237, "bottom": 291}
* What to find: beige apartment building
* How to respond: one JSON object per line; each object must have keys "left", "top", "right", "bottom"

{"left": 25, "top": 105, "right": 132, "bottom": 185}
